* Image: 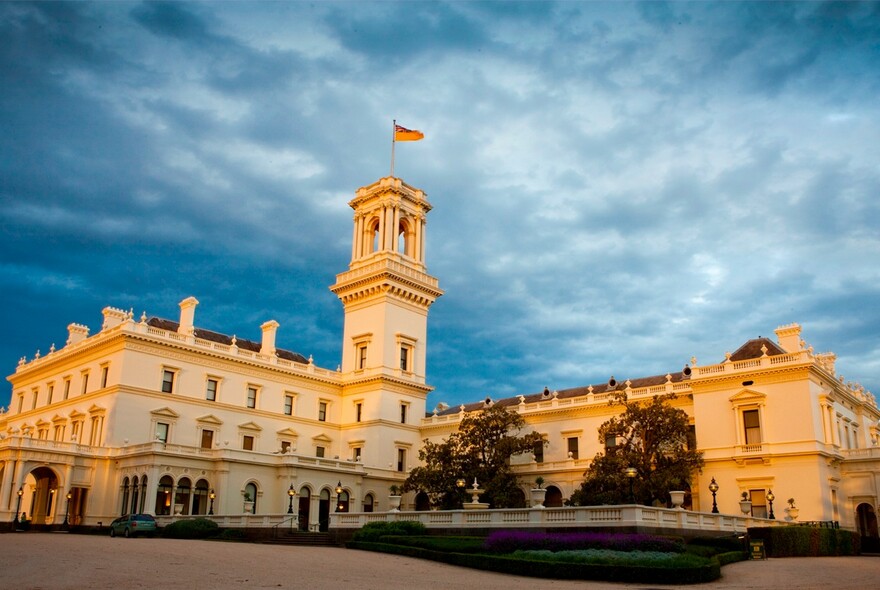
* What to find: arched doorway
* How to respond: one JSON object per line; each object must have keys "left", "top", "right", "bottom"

{"left": 414, "top": 491, "right": 430, "bottom": 511}
{"left": 857, "top": 503, "right": 878, "bottom": 538}
{"left": 318, "top": 489, "right": 331, "bottom": 532}
{"left": 544, "top": 485, "right": 563, "bottom": 508}
{"left": 155, "top": 475, "right": 173, "bottom": 515}
{"left": 120, "top": 477, "right": 130, "bottom": 516}
{"left": 175, "top": 478, "right": 192, "bottom": 515}
{"left": 130, "top": 476, "right": 140, "bottom": 514}
{"left": 298, "top": 485, "right": 311, "bottom": 530}
{"left": 26, "top": 466, "right": 60, "bottom": 525}
{"left": 192, "top": 479, "right": 209, "bottom": 515}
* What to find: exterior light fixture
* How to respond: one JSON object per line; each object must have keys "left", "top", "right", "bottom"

{"left": 766, "top": 489, "right": 775, "bottom": 520}
{"left": 709, "top": 477, "right": 720, "bottom": 514}
{"left": 209, "top": 489, "right": 215, "bottom": 515}
{"left": 287, "top": 484, "right": 296, "bottom": 514}
{"left": 624, "top": 467, "right": 637, "bottom": 504}
{"left": 13, "top": 487, "right": 24, "bottom": 530}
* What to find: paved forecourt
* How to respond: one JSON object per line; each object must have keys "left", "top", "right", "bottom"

{"left": 0, "top": 534, "right": 876, "bottom": 589}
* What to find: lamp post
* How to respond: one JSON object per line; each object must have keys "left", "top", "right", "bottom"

{"left": 287, "top": 484, "right": 296, "bottom": 514}
{"left": 64, "top": 491, "right": 72, "bottom": 528}
{"left": 208, "top": 489, "right": 215, "bottom": 515}
{"left": 624, "top": 467, "right": 637, "bottom": 504}
{"left": 13, "top": 487, "right": 23, "bottom": 530}
{"left": 335, "top": 481, "right": 343, "bottom": 512}
{"left": 709, "top": 477, "right": 719, "bottom": 514}
{"left": 767, "top": 489, "right": 775, "bottom": 520}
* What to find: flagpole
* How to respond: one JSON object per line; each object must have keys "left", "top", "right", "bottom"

{"left": 390, "top": 119, "right": 396, "bottom": 178}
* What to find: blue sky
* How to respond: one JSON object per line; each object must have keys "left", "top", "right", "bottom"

{"left": 2, "top": 1, "right": 879, "bottom": 410}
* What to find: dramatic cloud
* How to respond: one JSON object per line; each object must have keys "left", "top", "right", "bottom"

{"left": 2, "top": 1, "right": 878, "bottom": 409}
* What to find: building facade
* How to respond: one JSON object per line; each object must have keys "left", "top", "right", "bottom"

{"left": 2, "top": 176, "right": 879, "bottom": 538}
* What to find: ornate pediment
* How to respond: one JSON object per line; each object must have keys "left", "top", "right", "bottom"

{"left": 312, "top": 433, "right": 332, "bottom": 443}
{"left": 729, "top": 388, "right": 766, "bottom": 405}
{"left": 238, "top": 421, "right": 262, "bottom": 431}
{"left": 195, "top": 414, "right": 223, "bottom": 425}
{"left": 150, "top": 407, "right": 180, "bottom": 418}
{"left": 276, "top": 427, "right": 299, "bottom": 437}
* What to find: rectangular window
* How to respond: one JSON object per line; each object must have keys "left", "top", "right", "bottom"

{"left": 400, "top": 403, "right": 408, "bottom": 424}
{"left": 242, "top": 435, "right": 254, "bottom": 451}
{"left": 206, "top": 379, "right": 218, "bottom": 401}
{"left": 31, "top": 389, "right": 38, "bottom": 410}
{"left": 246, "top": 386, "right": 258, "bottom": 409}
{"left": 200, "top": 429, "right": 214, "bottom": 449}
{"left": 316, "top": 446, "right": 325, "bottom": 458}
{"left": 284, "top": 395, "right": 294, "bottom": 416}
{"left": 81, "top": 372, "right": 89, "bottom": 395}
{"left": 156, "top": 422, "right": 169, "bottom": 443}
{"left": 280, "top": 440, "right": 292, "bottom": 453}
{"left": 750, "top": 490, "right": 767, "bottom": 518}
{"left": 353, "top": 447, "right": 362, "bottom": 462}
{"left": 533, "top": 440, "right": 544, "bottom": 463}
{"left": 355, "top": 402, "right": 362, "bottom": 422}
{"left": 54, "top": 425, "right": 65, "bottom": 442}
{"left": 743, "top": 409, "right": 761, "bottom": 444}
{"left": 318, "top": 401, "right": 327, "bottom": 422}
{"left": 397, "top": 448, "right": 406, "bottom": 472}
{"left": 161, "top": 369, "right": 175, "bottom": 393}
{"left": 47, "top": 384, "right": 54, "bottom": 405}
{"left": 71, "top": 421, "right": 82, "bottom": 441}
{"left": 17, "top": 394, "right": 24, "bottom": 413}
{"left": 400, "top": 346, "right": 409, "bottom": 371}
{"left": 358, "top": 345, "right": 367, "bottom": 370}
{"left": 604, "top": 433, "right": 618, "bottom": 452}
{"left": 101, "top": 365, "right": 109, "bottom": 388}
{"left": 63, "top": 378, "right": 71, "bottom": 400}
{"left": 567, "top": 436, "right": 579, "bottom": 460}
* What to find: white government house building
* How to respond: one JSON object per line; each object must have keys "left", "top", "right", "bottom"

{"left": 2, "top": 176, "right": 879, "bottom": 539}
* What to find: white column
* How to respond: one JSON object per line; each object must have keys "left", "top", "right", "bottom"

{"left": 418, "top": 218, "right": 426, "bottom": 262}
{"left": 351, "top": 216, "right": 358, "bottom": 260}
{"left": 377, "top": 205, "right": 386, "bottom": 251}
{"left": 0, "top": 460, "right": 14, "bottom": 510}
{"left": 392, "top": 206, "right": 401, "bottom": 253}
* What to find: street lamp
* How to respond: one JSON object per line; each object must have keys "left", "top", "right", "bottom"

{"left": 287, "top": 484, "right": 296, "bottom": 514}
{"left": 767, "top": 489, "right": 775, "bottom": 520}
{"left": 709, "top": 477, "right": 719, "bottom": 514}
{"left": 624, "top": 467, "right": 637, "bottom": 504}
{"left": 208, "top": 489, "right": 215, "bottom": 515}
{"left": 64, "top": 491, "right": 72, "bottom": 528}
{"left": 335, "top": 481, "right": 344, "bottom": 512}
{"left": 13, "top": 487, "right": 23, "bottom": 530}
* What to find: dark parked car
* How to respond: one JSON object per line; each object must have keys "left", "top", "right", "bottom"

{"left": 109, "top": 514, "right": 158, "bottom": 538}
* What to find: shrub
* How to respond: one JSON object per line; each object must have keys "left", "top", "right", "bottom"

{"left": 748, "top": 527, "right": 860, "bottom": 557}
{"left": 162, "top": 518, "right": 220, "bottom": 539}
{"left": 351, "top": 520, "right": 427, "bottom": 542}
{"left": 378, "top": 535, "right": 486, "bottom": 553}
{"left": 218, "top": 528, "right": 245, "bottom": 540}
{"left": 483, "top": 531, "right": 684, "bottom": 554}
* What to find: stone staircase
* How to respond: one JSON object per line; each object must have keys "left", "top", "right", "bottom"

{"left": 264, "top": 530, "right": 337, "bottom": 547}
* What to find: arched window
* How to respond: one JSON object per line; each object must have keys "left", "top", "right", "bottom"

{"left": 156, "top": 475, "right": 173, "bottom": 516}
{"left": 368, "top": 218, "right": 380, "bottom": 254}
{"left": 245, "top": 482, "right": 258, "bottom": 514}
{"left": 130, "top": 476, "right": 140, "bottom": 515}
{"left": 544, "top": 486, "right": 564, "bottom": 508}
{"left": 414, "top": 491, "right": 430, "bottom": 511}
{"left": 120, "top": 477, "right": 130, "bottom": 516}
{"left": 337, "top": 490, "right": 350, "bottom": 513}
{"left": 176, "top": 478, "right": 192, "bottom": 515}
{"left": 139, "top": 476, "right": 148, "bottom": 513}
{"left": 362, "top": 493, "right": 374, "bottom": 513}
{"left": 192, "top": 479, "right": 210, "bottom": 515}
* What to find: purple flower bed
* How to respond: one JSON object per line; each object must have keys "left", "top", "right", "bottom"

{"left": 483, "top": 531, "right": 684, "bottom": 554}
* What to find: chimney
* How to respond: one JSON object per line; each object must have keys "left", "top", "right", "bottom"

{"left": 66, "top": 323, "right": 90, "bottom": 346}
{"left": 178, "top": 296, "right": 199, "bottom": 335}
{"left": 260, "top": 320, "right": 279, "bottom": 355}
{"left": 774, "top": 323, "right": 802, "bottom": 353}
{"left": 101, "top": 307, "right": 127, "bottom": 331}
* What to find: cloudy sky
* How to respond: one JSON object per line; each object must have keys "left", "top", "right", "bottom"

{"left": 2, "top": 1, "right": 878, "bottom": 410}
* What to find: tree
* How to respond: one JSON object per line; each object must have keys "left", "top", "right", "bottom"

{"left": 404, "top": 404, "right": 545, "bottom": 509}
{"left": 569, "top": 392, "right": 704, "bottom": 507}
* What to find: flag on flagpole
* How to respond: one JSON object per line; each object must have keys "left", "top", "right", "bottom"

{"left": 394, "top": 124, "right": 424, "bottom": 142}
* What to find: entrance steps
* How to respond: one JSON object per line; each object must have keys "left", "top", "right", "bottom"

{"left": 264, "top": 531, "right": 336, "bottom": 547}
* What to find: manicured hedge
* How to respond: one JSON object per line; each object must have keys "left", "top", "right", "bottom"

{"left": 346, "top": 541, "right": 721, "bottom": 584}
{"left": 350, "top": 520, "right": 427, "bottom": 542}
{"left": 162, "top": 518, "right": 220, "bottom": 539}
{"left": 747, "top": 527, "right": 860, "bottom": 557}
{"left": 483, "top": 530, "right": 685, "bottom": 554}
{"left": 377, "top": 535, "right": 486, "bottom": 553}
